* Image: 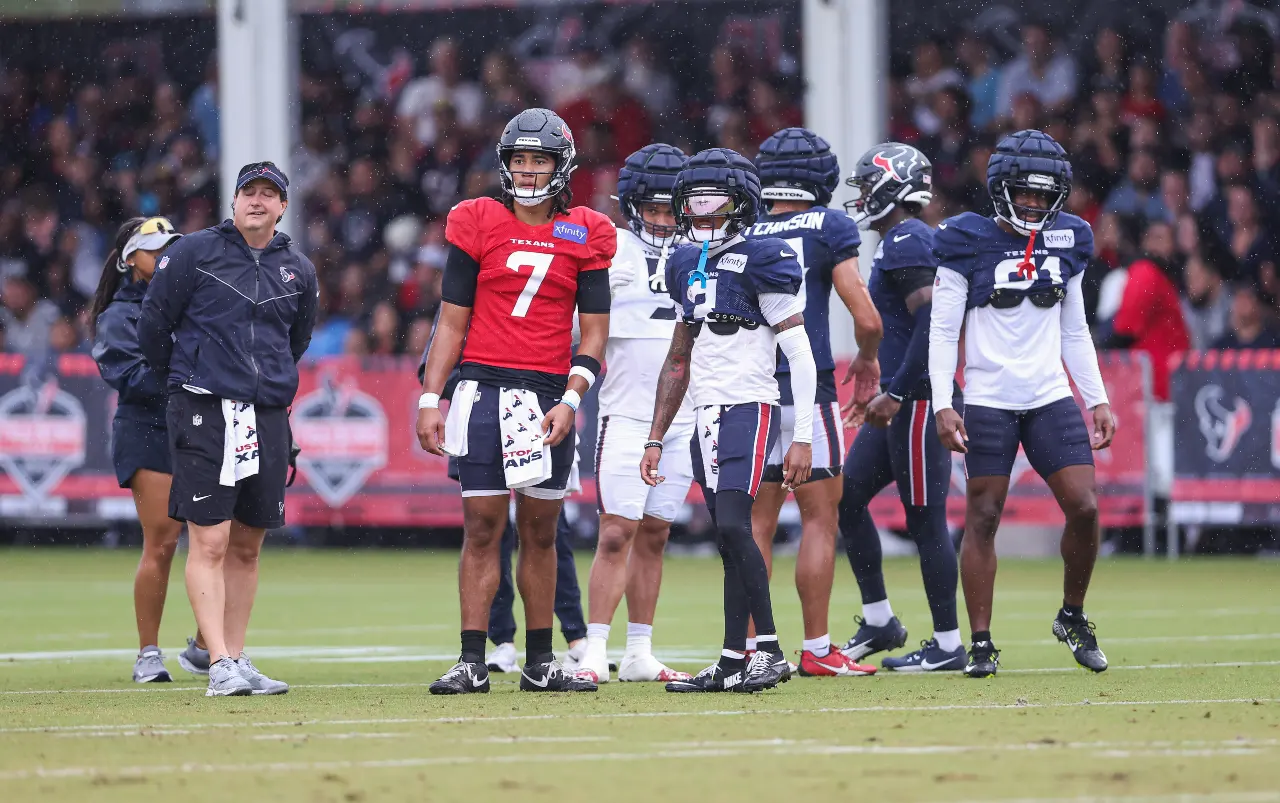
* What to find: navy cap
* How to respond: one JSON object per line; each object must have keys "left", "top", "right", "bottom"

{"left": 236, "top": 161, "right": 289, "bottom": 199}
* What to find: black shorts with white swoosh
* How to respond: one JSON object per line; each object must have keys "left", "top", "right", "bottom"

{"left": 167, "top": 391, "right": 290, "bottom": 528}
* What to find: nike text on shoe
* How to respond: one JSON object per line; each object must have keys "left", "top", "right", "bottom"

{"left": 236, "top": 655, "right": 289, "bottom": 695}
{"left": 132, "top": 647, "right": 172, "bottom": 683}
{"left": 177, "top": 637, "right": 211, "bottom": 676}
{"left": 964, "top": 640, "right": 1000, "bottom": 678}
{"left": 1053, "top": 614, "right": 1108, "bottom": 672}
{"left": 520, "top": 660, "right": 598, "bottom": 692}
{"left": 797, "top": 649, "right": 876, "bottom": 677}
{"left": 486, "top": 642, "right": 520, "bottom": 673}
{"left": 618, "top": 653, "right": 692, "bottom": 682}
{"left": 665, "top": 662, "right": 742, "bottom": 693}
{"left": 742, "top": 649, "right": 791, "bottom": 692}
{"left": 205, "top": 657, "right": 252, "bottom": 697}
{"left": 429, "top": 661, "right": 491, "bottom": 695}
{"left": 841, "top": 616, "right": 909, "bottom": 661}
{"left": 882, "top": 639, "right": 968, "bottom": 672}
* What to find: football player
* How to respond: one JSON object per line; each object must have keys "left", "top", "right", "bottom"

{"left": 838, "top": 143, "right": 966, "bottom": 672}
{"left": 576, "top": 145, "right": 695, "bottom": 684}
{"left": 642, "top": 148, "right": 815, "bottom": 693}
{"left": 745, "top": 128, "right": 883, "bottom": 677}
{"left": 417, "top": 108, "right": 615, "bottom": 694}
{"left": 928, "top": 130, "right": 1115, "bottom": 678}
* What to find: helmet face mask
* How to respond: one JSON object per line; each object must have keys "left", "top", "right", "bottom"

{"left": 672, "top": 148, "right": 762, "bottom": 246}
{"left": 986, "top": 129, "right": 1073, "bottom": 236}
{"left": 496, "top": 109, "right": 577, "bottom": 207}
{"left": 628, "top": 194, "right": 680, "bottom": 248}
{"left": 677, "top": 187, "right": 746, "bottom": 244}
{"left": 992, "top": 172, "right": 1068, "bottom": 234}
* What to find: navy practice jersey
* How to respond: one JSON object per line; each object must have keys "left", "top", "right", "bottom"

{"left": 666, "top": 236, "right": 803, "bottom": 407}
{"left": 868, "top": 217, "right": 937, "bottom": 398}
{"left": 746, "top": 206, "right": 860, "bottom": 404}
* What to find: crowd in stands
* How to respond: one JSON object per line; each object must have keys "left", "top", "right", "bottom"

{"left": 2, "top": 9, "right": 1280, "bottom": 384}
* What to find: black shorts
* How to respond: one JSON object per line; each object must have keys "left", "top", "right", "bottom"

{"left": 963, "top": 397, "right": 1094, "bottom": 480}
{"left": 112, "top": 417, "right": 172, "bottom": 488}
{"left": 456, "top": 382, "right": 575, "bottom": 498}
{"left": 166, "top": 392, "right": 291, "bottom": 529}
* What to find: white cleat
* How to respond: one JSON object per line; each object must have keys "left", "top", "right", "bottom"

{"left": 576, "top": 640, "right": 611, "bottom": 684}
{"left": 618, "top": 652, "right": 692, "bottom": 682}
{"left": 486, "top": 642, "right": 520, "bottom": 673}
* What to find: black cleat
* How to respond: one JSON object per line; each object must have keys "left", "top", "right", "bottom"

{"left": 882, "top": 639, "right": 968, "bottom": 672}
{"left": 964, "top": 639, "right": 999, "bottom": 678}
{"left": 665, "top": 662, "right": 744, "bottom": 693}
{"left": 429, "top": 661, "right": 490, "bottom": 694}
{"left": 840, "top": 616, "right": 909, "bottom": 661}
{"left": 1053, "top": 614, "right": 1108, "bottom": 672}
{"left": 519, "top": 660, "right": 598, "bottom": 692}
{"left": 742, "top": 649, "right": 791, "bottom": 692}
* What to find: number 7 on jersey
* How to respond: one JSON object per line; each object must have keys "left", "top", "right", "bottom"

{"left": 506, "top": 251, "right": 554, "bottom": 317}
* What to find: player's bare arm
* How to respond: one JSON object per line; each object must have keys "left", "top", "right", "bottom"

{"left": 772, "top": 312, "right": 813, "bottom": 487}
{"left": 865, "top": 283, "right": 932, "bottom": 428}
{"left": 834, "top": 256, "right": 882, "bottom": 413}
{"left": 641, "top": 320, "right": 696, "bottom": 487}
{"left": 416, "top": 301, "right": 471, "bottom": 456}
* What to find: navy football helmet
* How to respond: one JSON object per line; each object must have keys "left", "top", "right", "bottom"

{"left": 497, "top": 108, "right": 577, "bottom": 206}
{"left": 616, "top": 143, "right": 687, "bottom": 249}
{"left": 987, "top": 129, "right": 1072, "bottom": 235}
{"left": 672, "top": 148, "right": 762, "bottom": 245}
{"left": 754, "top": 127, "right": 841, "bottom": 207}
{"left": 844, "top": 142, "right": 933, "bottom": 228}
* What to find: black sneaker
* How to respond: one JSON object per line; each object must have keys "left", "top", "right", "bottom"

{"left": 1053, "top": 614, "right": 1108, "bottom": 672}
{"left": 665, "top": 662, "right": 744, "bottom": 693}
{"left": 742, "top": 649, "right": 790, "bottom": 692}
{"left": 964, "top": 639, "right": 1000, "bottom": 678}
{"left": 429, "top": 661, "right": 490, "bottom": 694}
{"left": 519, "top": 660, "right": 598, "bottom": 692}
{"left": 841, "top": 616, "right": 909, "bottom": 660}
{"left": 882, "top": 639, "right": 967, "bottom": 672}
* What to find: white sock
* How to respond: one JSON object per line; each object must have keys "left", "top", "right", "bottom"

{"left": 586, "top": 623, "right": 610, "bottom": 642}
{"left": 802, "top": 634, "right": 831, "bottom": 657}
{"left": 935, "top": 629, "right": 962, "bottom": 653}
{"left": 745, "top": 637, "right": 758, "bottom": 651}
{"left": 755, "top": 634, "right": 779, "bottom": 654}
{"left": 625, "top": 622, "right": 653, "bottom": 656}
{"left": 862, "top": 599, "right": 894, "bottom": 627}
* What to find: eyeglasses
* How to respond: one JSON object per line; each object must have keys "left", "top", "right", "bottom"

{"left": 987, "top": 286, "right": 1066, "bottom": 309}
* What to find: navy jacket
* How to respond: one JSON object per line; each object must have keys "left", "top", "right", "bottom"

{"left": 139, "top": 220, "right": 318, "bottom": 408}
{"left": 92, "top": 279, "right": 168, "bottom": 427}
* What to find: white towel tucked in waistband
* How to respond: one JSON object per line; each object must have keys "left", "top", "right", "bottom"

{"left": 499, "top": 387, "right": 552, "bottom": 488}
{"left": 219, "top": 400, "right": 260, "bottom": 487}
{"left": 442, "top": 380, "right": 478, "bottom": 457}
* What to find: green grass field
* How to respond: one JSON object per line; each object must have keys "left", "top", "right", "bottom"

{"left": 1, "top": 549, "right": 1277, "bottom": 803}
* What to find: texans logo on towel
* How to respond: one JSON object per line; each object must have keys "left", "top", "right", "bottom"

{"left": 512, "top": 397, "right": 523, "bottom": 408}
{"left": 502, "top": 407, "right": 514, "bottom": 421}
{"left": 504, "top": 434, "right": 515, "bottom": 447}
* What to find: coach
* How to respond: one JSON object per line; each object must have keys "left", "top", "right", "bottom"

{"left": 139, "top": 161, "right": 318, "bottom": 697}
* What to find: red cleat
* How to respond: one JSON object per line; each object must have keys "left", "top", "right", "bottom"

{"left": 797, "top": 649, "right": 877, "bottom": 677}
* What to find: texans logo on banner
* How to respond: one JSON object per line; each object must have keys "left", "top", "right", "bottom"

{"left": 290, "top": 374, "right": 389, "bottom": 507}
{"left": 0, "top": 372, "right": 87, "bottom": 500}
{"left": 1194, "top": 385, "right": 1252, "bottom": 463}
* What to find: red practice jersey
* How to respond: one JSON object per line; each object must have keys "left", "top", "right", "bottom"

{"left": 445, "top": 197, "right": 615, "bottom": 377}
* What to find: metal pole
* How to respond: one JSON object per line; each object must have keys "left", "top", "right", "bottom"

{"left": 218, "top": 0, "right": 297, "bottom": 234}
{"left": 1139, "top": 352, "right": 1156, "bottom": 557}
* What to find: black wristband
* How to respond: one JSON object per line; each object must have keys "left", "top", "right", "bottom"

{"left": 571, "top": 354, "right": 602, "bottom": 375}
{"left": 644, "top": 440, "right": 664, "bottom": 451}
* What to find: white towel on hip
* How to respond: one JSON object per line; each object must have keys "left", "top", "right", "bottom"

{"left": 499, "top": 387, "right": 552, "bottom": 488}
{"left": 442, "top": 380, "right": 478, "bottom": 457}
{"left": 219, "top": 400, "right": 260, "bottom": 487}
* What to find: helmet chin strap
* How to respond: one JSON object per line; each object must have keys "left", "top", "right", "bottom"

{"left": 1016, "top": 230, "right": 1038, "bottom": 280}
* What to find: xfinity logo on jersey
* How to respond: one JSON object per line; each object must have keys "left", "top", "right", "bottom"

{"left": 718, "top": 254, "right": 748, "bottom": 274}
{"left": 552, "top": 221, "right": 589, "bottom": 244}
{"left": 1195, "top": 385, "right": 1252, "bottom": 463}
{"left": 1042, "top": 229, "right": 1076, "bottom": 249}
{"left": 750, "top": 211, "right": 827, "bottom": 236}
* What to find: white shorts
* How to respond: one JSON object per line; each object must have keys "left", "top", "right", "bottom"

{"left": 595, "top": 414, "right": 695, "bottom": 522}
{"left": 764, "top": 401, "right": 846, "bottom": 483}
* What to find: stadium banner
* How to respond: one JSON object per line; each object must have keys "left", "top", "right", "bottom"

{"left": 1169, "top": 350, "right": 1280, "bottom": 525}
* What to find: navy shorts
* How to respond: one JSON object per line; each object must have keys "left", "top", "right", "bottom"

{"left": 963, "top": 397, "right": 1093, "bottom": 480}
{"left": 456, "top": 383, "right": 575, "bottom": 498}
{"left": 112, "top": 417, "right": 171, "bottom": 488}
{"left": 691, "top": 402, "right": 780, "bottom": 498}
{"left": 842, "top": 399, "right": 955, "bottom": 509}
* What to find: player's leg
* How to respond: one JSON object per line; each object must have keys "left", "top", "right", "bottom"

{"left": 881, "top": 401, "right": 966, "bottom": 672}
{"left": 749, "top": 404, "right": 793, "bottom": 597}
{"left": 1025, "top": 399, "right": 1108, "bottom": 672}
{"left": 552, "top": 510, "right": 588, "bottom": 663}
{"left": 130, "top": 468, "right": 183, "bottom": 682}
{"left": 836, "top": 423, "right": 902, "bottom": 661}
{"left": 957, "top": 404, "right": 1020, "bottom": 678}
{"left": 485, "top": 519, "right": 520, "bottom": 673}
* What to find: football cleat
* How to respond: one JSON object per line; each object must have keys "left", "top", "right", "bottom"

{"left": 618, "top": 653, "right": 691, "bottom": 682}
{"left": 519, "top": 660, "right": 598, "bottom": 692}
{"left": 665, "top": 662, "right": 743, "bottom": 693}
{"left": 486, "top": 642, "right": 520, "bottom": 673}
{"left": 742, "top": 649, "right": 790, "bottom": 692}
{"left": 577, "top": 640, "right": 612, "bottom": 684}
{"left": 797, "top": 649, "right": 876, "bottom": 677}
{"left": 429, "top": 661, "right": 491, "bottom": 695}
{"left": 964, "top": 640, "right": 1000, "bottom": 678}
{"left": 1053, "top": 614, "right": 1108, "bottom": 672}
{"left": 841, "top": 616, "right": 909, "bottom": 661}
{"left": 882, "top": 639, "right": 967, "bottom": 672}
{"left": 744, "top": 649, "right": 799, "bottom": 676}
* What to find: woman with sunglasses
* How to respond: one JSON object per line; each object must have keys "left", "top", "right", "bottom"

{"left": 91, "top": 217, "right": 208, "bottom": 683}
